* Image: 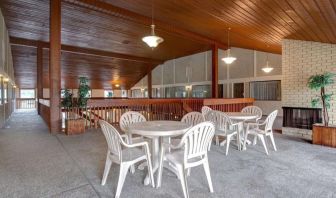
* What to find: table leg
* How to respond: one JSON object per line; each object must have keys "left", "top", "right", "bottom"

{"left": 144, "top": 137, "right": 160, "bottom": 185}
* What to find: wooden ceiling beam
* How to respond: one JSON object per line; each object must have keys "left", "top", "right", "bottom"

{"left": 63, "top": 0, "right": 228, "bottom": 50}
{"left": 10, "top": 37, "right": 164, "bottom": 65}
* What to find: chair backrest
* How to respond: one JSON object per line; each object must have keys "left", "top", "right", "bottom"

{"left": 264, "top": 110, "right": 278, "bottom": 132}
{"left": 205, "top": 110, "right": 233, "bottom": 134}
{"left": 241, "top": 106, "right": 263, "bottom": 120}
{"left": 180, "top": 121, "right": 215, "bottom": 167}
{"left": 120, "top": 111, "right": 146, "bottom": 132}
{"left": 201, "top": 106, "right": 212, "bottom": 116}
{"left": 181, "top": 112, "right": 204, "bottom": 126}
{"left": 99, "top": 120, "right": 124, "bottom": 161}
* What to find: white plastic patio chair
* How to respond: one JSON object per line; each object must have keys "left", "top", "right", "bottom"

{"left": 201, "top": 106, "right": 212, "bottom": 117}
{"left": 166, "top": 112, "right": 204, "bottom": 154}
{"left": 241, "top": 105, "right": 263, "bottom": 122}
{"left": 243, "top": 110, "right": 278, "bottom": 155}
{"left": 181, "top": 112, "right": 204, "bottom": 126}
{"left": 120, "top": 111, "right": 148, "bottom": 172}
{"left": 206, "top": 110, "right": 243, "bottom": 155}
{"left": 120, "top": 111, "right": 147, "bottom": 142}
{"left": 99, "top": 120, "right": 155, "bottom": 198}
{"left": 157, "top": 122, "right": 215, "bottom": 198}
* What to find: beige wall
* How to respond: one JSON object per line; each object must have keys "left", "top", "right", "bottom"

{"left": 282, "top": 39, "right": 336, "bottom": 125}
{"left": 133, "top": 47, "right": 282, "bottom": 117}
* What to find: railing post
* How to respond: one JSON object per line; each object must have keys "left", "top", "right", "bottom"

{"left": 147, "top": 70, "right": 152, "bottom": 99}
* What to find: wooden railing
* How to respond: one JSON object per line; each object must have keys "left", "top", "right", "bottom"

{"left": 16, "top": 98, "right": 36, "bottom": 109}
{"left": 38, "top": 98, "right": 254, "bottom": 131}
{"left": 38, "top": 99, "right": 50, "bottom": 128}
{"left": 62, "top": 98, "right": 254, "bottom": 129}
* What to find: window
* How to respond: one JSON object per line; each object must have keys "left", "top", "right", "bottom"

{"left": 121, "top": 90, "right": 127, "bottom": 97}
{"left": 20, "top": 89, "right": 35, "bottom": 99}
{"left": 250, "top": 80, "right": 281, "bottom": 101}
{"left": 192, "top": 85, "right": 211, "bottom": 98}
{"left": 104, "top": 90, "right": 113, "bottom": 98}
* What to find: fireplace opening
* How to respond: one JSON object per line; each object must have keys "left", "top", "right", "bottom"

{"left": 282, "top": 107, "right": 322, "bottom": 130}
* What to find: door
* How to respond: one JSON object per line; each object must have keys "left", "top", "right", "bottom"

{"left": 233, "top": 83, "right": 244, "bottom": 98}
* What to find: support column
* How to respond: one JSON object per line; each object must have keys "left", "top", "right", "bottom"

{"left": 49, "top": 0, "right": 61, "bottom": 133}
{"left": 211, "top": 44, "right": 219, "bottom": 98}
{"left": 147, "top": 71, "right": 152, "bottom": 99}
{"left": 36, "top": 45, "right": 43, "bottom": 115}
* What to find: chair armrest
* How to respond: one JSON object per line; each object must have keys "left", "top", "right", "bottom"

{"left": 247, "top": 121, "right": 266, "bottom": 131}
{"left": 120, "top": 134, "right": 129, "bottom": 144}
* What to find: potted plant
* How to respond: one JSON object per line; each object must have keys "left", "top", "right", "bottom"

{"left": 62, "top": 77, "right": 90, "bottom": 135}
{"left": 308, "top": 72, "right": 336, "bottom": 147}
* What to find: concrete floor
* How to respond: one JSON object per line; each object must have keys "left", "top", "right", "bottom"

{"left": 1, "top": 110, "right": 336, "bottom": 198}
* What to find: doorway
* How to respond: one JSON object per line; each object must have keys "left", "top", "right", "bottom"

{"left": 233, "top": 83, "right": 244, "bottom": 98}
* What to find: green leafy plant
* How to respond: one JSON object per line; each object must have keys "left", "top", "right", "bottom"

{"left": 61, "top": 89, "right": 73, "bottom": 109}
{"left": 77, "top": 77, "right": 90, "bottom": 108}
{"left": 307, "top": 72, "right": 335, "bottom": 126}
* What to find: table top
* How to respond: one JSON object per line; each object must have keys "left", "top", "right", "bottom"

{"left": 225, "top": 112, "right": 258, "bottom": 120}
{"left": 128, "top": 120, "right": 191, "bottom": 137}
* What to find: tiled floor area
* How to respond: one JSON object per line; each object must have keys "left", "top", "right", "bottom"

{"left": 1, "top": 110, "right": 336, "bottom": 198}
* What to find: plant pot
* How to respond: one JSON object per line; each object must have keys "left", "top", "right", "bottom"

{"left": 65, "top": 118, "right": 85, "bottom": 135}
{"left": 312, "top": 124, "right": 336, "bottom": 148}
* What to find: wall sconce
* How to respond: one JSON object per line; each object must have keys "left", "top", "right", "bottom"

{"left": 4, "top": 78, "right": 9, "bottom": 82}
{"left": 185, "top": 85, "right": 192, "bottom": 90}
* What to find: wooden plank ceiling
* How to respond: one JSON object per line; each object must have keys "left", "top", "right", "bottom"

{"left": 1, "top": 0, "right": 336, "bottom": 89}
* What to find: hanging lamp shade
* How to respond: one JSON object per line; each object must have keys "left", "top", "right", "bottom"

{"left": 142, "top": 24, "right": 164, "bottom": 48}
{"left": 222, "top": 49, "right": 237, "bottom": 64}
{"left": 262, "top": 61, "right": 274, "bottom": 73}
{"left": 222, "top": 28, "right": 236, "bottom": 64}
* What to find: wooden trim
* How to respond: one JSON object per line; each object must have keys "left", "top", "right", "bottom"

{"left": 37, "top": 45, "right": 43, "bottom": 114}
{"left": 49, "top": 0, "right": 62, "bottom": 133}
{"left": 64, "top": 0, "right": 228, "bottom": 49}
{"left": 10, "top": 37, "right": 163, "bottom": 65}
{"left": 203, "top": 98, "right": 255, "bottom": 106}
{"left": 211, "top": 44, "right": 219, "bottom": 98}
{"left": 147, "top": 71, "right": 152, "bottom": 99}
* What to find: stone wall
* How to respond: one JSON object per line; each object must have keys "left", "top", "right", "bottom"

{"left": 282, "top": 39, "right": 336, "bottom": 139}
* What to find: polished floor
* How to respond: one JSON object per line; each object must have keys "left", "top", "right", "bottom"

{"left": 0, "top": 110, "right": 336, "bottom": 198}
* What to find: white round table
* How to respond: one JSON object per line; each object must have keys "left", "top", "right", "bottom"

{"left": 225, "top": 112, "right": 258, "bottom": 121}
{"left": 224, "top": 112, "right": 259, "bottom": 150}
{"left": 128, "top": 120, "right": 191, "bottom": 185}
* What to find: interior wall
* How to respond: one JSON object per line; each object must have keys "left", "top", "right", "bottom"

{"left": 282, "top": 39, "right": 336, "bottom": 125}
{"left": 0, "top": 9, "right": 15, "bottom": 127}
{"left": 132, "top": 47, "right": 282, "bottom": 117}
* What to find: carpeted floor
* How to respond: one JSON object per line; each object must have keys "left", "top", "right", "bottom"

{"left": 0, "top": 110, "right": 336, "bottom": 198}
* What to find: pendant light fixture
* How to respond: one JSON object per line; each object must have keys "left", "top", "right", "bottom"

{"left": 142, "top": 0, "right": 164, "bottom": 48}
{"left": 222, "top": 28, "right": 236, "bottom": 64}
{"left": 262, "top": 45, "right": 274, "bottom": 73}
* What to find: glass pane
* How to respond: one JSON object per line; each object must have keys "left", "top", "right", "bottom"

{"left": 20, "top": 89, "right": 35, "bottom": 98}
{"left": 250, "top": 80, "right": 281, "bottom": 101}
{"left": 104, "top": 90, "right": 113, "bottom": 97}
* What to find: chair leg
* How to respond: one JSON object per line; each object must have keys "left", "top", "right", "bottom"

{"left": 215, "top": 136, "right": 219, "bottom": 146}
{"left": 187, "top": 168, "right": 191, "bottom": 176}
{"left": 101, "top": 154, "right": 112, "bottom": 186}
{"left": 253, "top": 135, "right": 258, "bottom": 145}
{"left": 225, "top": 135, "right": 232, "bottom": 156}
{"left": 115, "top": 163, "right": 130, "bottom": 198}
{"left": 243, "top": 132, "right": 249, "bottom": 150}
{"left": 203, "top": 158, "right": 214, "bottom": 193}
{"left": 259, "top": 135, "right": 269, "bottom": 155}
{"left": 269, "top": 133, "right": 277, "bottom": 151}
{"left": 178, "top": 168, "right": 189, "bottom": 198}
